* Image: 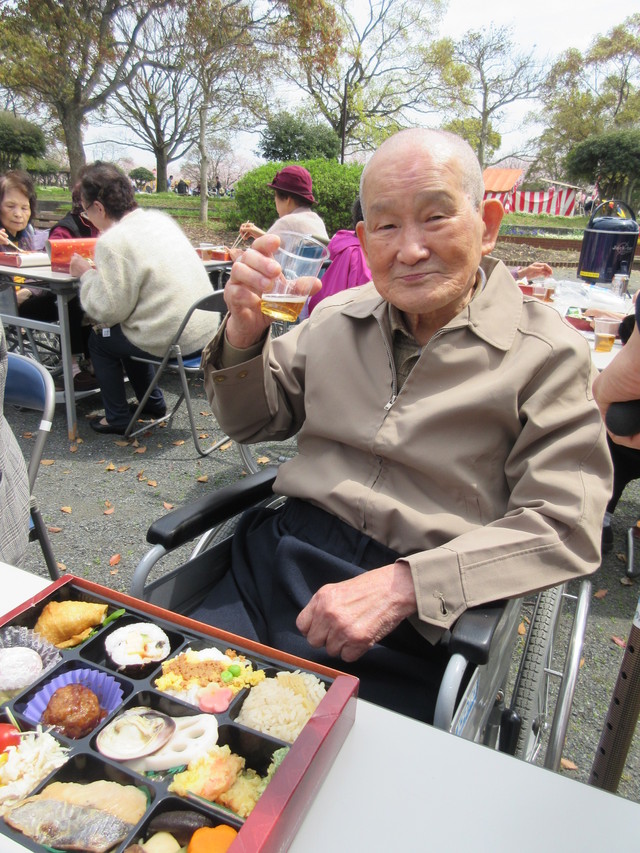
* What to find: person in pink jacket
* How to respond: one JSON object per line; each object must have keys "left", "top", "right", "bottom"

{"left": 306, "top": 197, "right": 371, "bottom": 316}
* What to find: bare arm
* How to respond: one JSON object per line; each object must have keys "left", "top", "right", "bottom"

{"left": 593, "top": 323, "right": 640, "bottom": 449}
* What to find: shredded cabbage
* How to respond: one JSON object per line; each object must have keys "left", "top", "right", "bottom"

{"left": 0, "top": 727, "right": 69, "bottom": 813}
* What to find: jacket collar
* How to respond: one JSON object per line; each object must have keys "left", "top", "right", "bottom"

{"left": 340, "top": 257, "right": 521, "bottom": 352}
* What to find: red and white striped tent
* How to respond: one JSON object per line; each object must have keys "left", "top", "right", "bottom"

{"left": 483, "top": 168, "right": 576, "bottom": 216}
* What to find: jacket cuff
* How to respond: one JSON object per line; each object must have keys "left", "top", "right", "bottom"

{"left": 406, "top": 548, "right": 467, "bottom": 629}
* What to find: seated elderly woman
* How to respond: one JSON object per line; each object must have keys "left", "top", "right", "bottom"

{"left": 229, "top": 166, "right": 328, "bottom": 260}
{"left": 0, "top": 169, "right": 99, "bottom": 390}
{"left": 69, "top": 163, "right": 219, "bottom": 435}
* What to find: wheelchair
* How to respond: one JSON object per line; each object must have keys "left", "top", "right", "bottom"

{"left": 130, "top": 467, "right": 590, "bottom": 770}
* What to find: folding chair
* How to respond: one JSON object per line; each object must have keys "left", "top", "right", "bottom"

{"left": 125, "top": 291, "right": 227, "bottom": 456}
{"left": 5, "top": 352, "right": 60, "bottom": 580}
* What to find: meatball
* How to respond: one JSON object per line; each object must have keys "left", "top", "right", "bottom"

{"left": 42, "top": 683, "right": 106, "bottom": 739}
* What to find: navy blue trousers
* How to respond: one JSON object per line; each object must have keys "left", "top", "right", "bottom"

{"left": 192, "top": 499, "right": 450, "bottom": 723}
{"left": 88, "top": 325, "right": 165, "bottom": 427}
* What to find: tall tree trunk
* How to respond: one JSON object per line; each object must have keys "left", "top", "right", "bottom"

{"left": 59, "top": 107, "right": 86, "bottom": 186}
{"left": 199, "top": 104, "right": 209, "bottom": 224}
{"left": 155, "top": 149, "right": 168, "bottom": 193}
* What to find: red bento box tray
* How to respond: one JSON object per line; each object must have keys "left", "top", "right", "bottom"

{"left": 0, "top": 574, "right": 359, "bottom": 853}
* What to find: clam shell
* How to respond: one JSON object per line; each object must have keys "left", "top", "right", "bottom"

{"left": 96, "top": 706, "right": 175, "bottom": 760}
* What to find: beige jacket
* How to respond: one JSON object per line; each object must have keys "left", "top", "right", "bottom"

{"left": 202, "top": 257, "right": 612, "bottom": 637}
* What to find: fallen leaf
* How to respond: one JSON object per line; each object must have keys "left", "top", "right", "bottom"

{"left": 103, "top": 507, "right": 115, "bottom": 515}
{"left": 76, "top": 437, "right": 83, "bottom": 445}
{"left": 256, "top": 456, "right": 271, "bottom": 465}
{"left": 579, "top": 657, "right": 585, "bottom": 668}
{"left": 47, "top": 526, "right": 62, "bottom": 534}
{"left": 105, "top": 462, "right": 115, "bottom": 471}
{"left": 518, "top": 621, "right": 527, "bottom": 636}
{"left": 200, "top": 411, "right": 211, "bottom": 417}
{"left": 109, "top": 569, "right": 119, "bottom": 575}
{"left": 97, "top": 458, "right": 106, "bottom": 464}
{"left": 56, "top": 561, "right": 66, "bottom": 572}
{"left": 22, "top": 431, "right": 33, "bottom": 439}
{"left": 594, "top": 589, "right": 608, "bottom": 599}
{"left": 117, "top": 465, "right": 130, "bottom": 473}
{"left": 132, "top": 439, "right": 139, "bottom": 448}
{"left": 104, "top": 500, "right": 112, "bottom": 508}
{"left": 114, "top": 440, "right": 130, "bottom": 447}
{"left": 60, "top": 506, "right": 72, "bottom": 514}
{"left": 137, "top": 470, "right": 145, "bottom": 481}
{"left": 41, "top": 459, "right": 54, "bottom": 466}
{"left": 199, "top": 433, "right": 209, "bottom": 439}
{"left": 159, "top": 422, "right": 168, "bottom": 428}
{"left": 133, "top": 446, "right": 147, "bottom": 454}
{"left": 620, "top": 576, "right": 635, "bottom": 586}
{"left": 219, "top": 441, "right": 233, "bottom": 451}
{"left": 560, "top": 758, "right": 578, "bottom": 772}
{"left": 616, "top": 552, "right": 627, "bottom": 563}
{"left": 147, "top": 480, "right": 158, "bottom": 487}
{"left": 611, "top": 635, "right": 627, "bottom": 649}
{"left": 163, "top": 501, "right": 174, "bottom": 510}
{"left": 109, "top": 554, "right": 121, "bottom": 566}
{"left": 172, "top": 440, "right": 185, "bottom": 446}
{"left": 523, "top": 615, "right": 531, "bottom": 624}
{"left": 197, "top": 474, "right": 209, "bottom": 483}
{"left": 69, "top": 444, "right": 78, "bottom": 453}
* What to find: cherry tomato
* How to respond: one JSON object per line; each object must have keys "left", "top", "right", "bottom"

{"left": 0, "top": 723, "right": 20, "bottom": 753}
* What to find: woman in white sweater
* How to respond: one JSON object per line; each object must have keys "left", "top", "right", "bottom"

{"left": 69, "top": 163, "right": 219, "bottom": 435}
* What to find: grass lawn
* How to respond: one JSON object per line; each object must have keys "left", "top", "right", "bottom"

{"left": 36, "top": 187, "right": 587, "bottom": 232}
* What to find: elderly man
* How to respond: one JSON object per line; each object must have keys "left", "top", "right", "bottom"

{"left": 200, "top": 129, "right": 611, "bottom": 721}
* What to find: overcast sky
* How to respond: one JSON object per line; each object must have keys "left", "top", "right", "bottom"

{"left": 84, "top": 0, "right": 637, "bottom": 173}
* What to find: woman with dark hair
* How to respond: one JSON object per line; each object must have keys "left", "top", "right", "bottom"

{"left": 69, "top": 162, "right": 219, "bottom": 435}
{"left": 0, "top": 169, "right": 37, "bottom": 252}
{"left": 229, "top": 165, "right": 328, "bottom": 260}
{"left": 9, "top": 170, "right": 100, "bottom": 390}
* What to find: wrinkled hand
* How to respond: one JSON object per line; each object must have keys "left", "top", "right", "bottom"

{"left": 593, "top": 323, "right": 640, "bottom": 449}
{"left": 296, "top": 562, "right": 417, "bottom": 663}
{"left": 69, "top": 253, "right": 93, "bottom": 277}
{"left": 0, "top": 229, "right": 10, "bottom": 247}
{"left": 520, "top": 262, "right": 553, "bottom": 280}
{"left": 224, "top": 233, "right": 321, "bottom": 349}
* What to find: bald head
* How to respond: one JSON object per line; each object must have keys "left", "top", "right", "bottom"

{"left": 359, "top": 128, "right": 484, "bottom": 217}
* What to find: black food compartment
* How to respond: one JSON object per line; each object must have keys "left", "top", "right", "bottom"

{"left": 0, "top": 753, "right": 155, "bottom": 853}
{"left": 82, "top": 614, "right": 185, "bottom": 679}
{"left": 13, "top": 661, "right": 133, "bottom": 741}
{"left": 91, "top": 691, "right": 222, "bottom": 778}
{"left": 152, "top": 640, "right": 265, "bottom": 715}
{"left": 168, "top": 723, "right": 290, "bottom": 821}
{"left": 133, "top": 796, "right": 242, "bottom": 848}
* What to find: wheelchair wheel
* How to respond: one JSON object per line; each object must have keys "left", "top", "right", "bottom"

{"left": 510, "top": 586, "right": 563, "bottom": 762}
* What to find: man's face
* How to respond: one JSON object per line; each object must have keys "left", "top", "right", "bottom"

{"left": 356, "top": 144, "right": 500, "bottom": 319}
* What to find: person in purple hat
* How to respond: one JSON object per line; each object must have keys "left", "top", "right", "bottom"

{"left": 231, "top": 165, "right": 328, "bottom": 259}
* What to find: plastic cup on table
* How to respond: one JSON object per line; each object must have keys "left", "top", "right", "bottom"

{"left": 594, "top": 317, "right": 619, "bottom": 353}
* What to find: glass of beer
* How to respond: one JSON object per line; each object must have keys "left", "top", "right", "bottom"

{"left": 261, "top": 232, "right": 330, "bottom": 322}
{"left": 594, "top": 318, "right": 619, "bottom": 353}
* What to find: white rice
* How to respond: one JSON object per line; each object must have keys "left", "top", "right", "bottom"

{"left": 235, "top": 670, "right": 327, "bottom": 743}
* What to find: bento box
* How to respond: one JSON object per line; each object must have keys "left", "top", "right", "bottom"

{"left": 0, "top": 576, "right": 358, "bottom": 853}
{"left": 46, "top": 239, "right": 97, "bottom": 273}
{"left": 196, "top": 245, "right": 231, "bottom": 262}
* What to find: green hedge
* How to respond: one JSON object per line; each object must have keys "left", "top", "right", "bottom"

{"left": 227, "top": 159, "right": 364, "bottom": 237}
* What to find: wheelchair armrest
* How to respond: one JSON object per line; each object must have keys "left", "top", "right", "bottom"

{"left": 146, "top": 467, "right": 278, "bottom": 550}
{"left": 446, "top": 600, "right": 508, "bottom": 666}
